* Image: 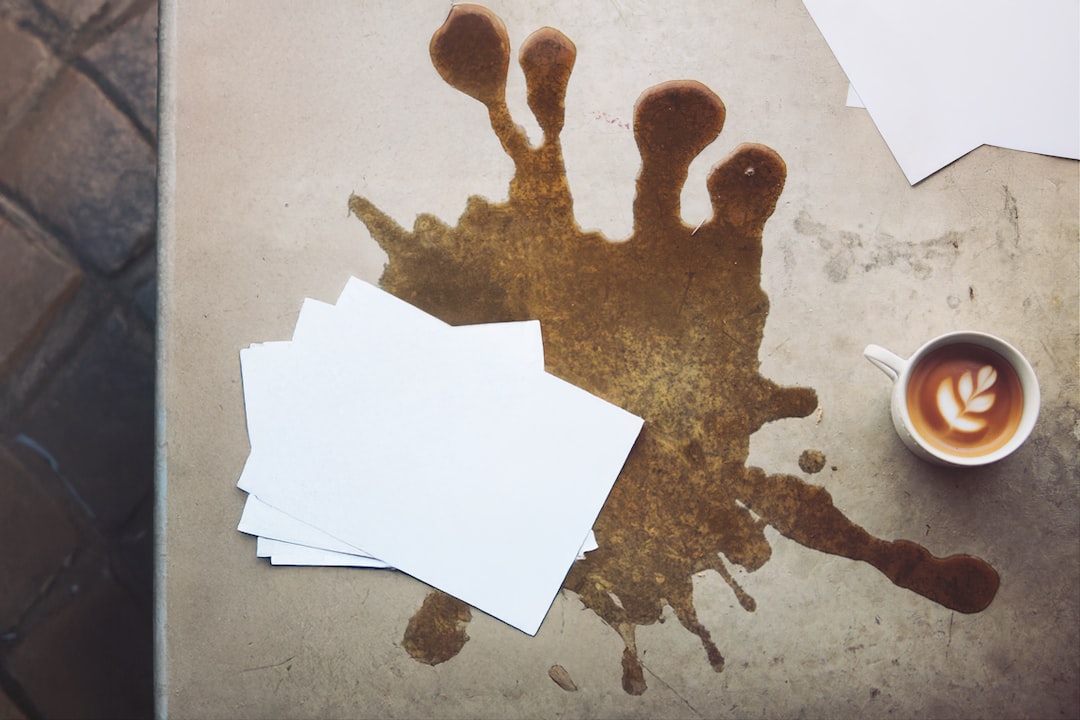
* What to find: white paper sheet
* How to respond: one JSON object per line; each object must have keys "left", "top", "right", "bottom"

{"left": 238, "top": 289, "right": 547, "bottom": 564}
{"left": 240, "top": 494, "right": 388, "bottom": 563}
{"left": 256, "top": 537, "right": 393, "bottom": 568}
{"left": 846, "top": 85, "right": 864, "bottom": 109}
{"left": 804, "top": 1, "right": 1080, "bottom": 183}
{"left": 242, "top": 493, "right": 598, "bottom": 565}
{"left": 237, "top": 280, "right": 641, "bottom": 633}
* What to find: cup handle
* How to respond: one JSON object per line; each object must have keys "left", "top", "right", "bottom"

{"left": 864, "top": 344, "right": 907, "bottom": 382}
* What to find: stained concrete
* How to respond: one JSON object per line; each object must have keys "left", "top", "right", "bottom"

{"left": 158, "top": 1, "right": 1079, "bottom": 717}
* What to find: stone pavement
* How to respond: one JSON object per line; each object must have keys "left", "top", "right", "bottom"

{"left": 0, "top": 1, "right": 157, "bottom": 718}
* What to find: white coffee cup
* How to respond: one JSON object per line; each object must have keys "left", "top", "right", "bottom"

{"left": 864, "top": 331, "right": 1040, "bottom": 467}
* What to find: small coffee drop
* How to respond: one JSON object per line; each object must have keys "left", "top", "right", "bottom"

{"left": 798, "top": 449, "right": 826, "bottom": 474}
{"left": 548, "top": 664, "right": 578, "bottom": 691}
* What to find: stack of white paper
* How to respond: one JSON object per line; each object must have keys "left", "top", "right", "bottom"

{"left": 236, "top": 278, "right": 643, "bottom": 635}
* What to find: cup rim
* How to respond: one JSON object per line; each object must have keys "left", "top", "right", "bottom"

{"left": 896, "top": 331, "right": 1040, "bottom": 466}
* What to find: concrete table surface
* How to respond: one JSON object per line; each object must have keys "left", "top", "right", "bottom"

{"left": 156, "top": 1, "right": 1079, "bottom": 717}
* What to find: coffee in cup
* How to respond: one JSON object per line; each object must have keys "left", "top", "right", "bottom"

{"left": 864, "top": 332, "right": 1039, "bottom": 467}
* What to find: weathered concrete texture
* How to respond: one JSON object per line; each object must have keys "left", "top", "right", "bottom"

{"left": 0, "top": 66, "right": 156, "bottom": 275}
{"left": 160, "top": 2, "right": 1079, "bottom": 718}
{"left": 0, "top": 445, "right": 80, "bottom": 632}
{"left": 16, "top": 307, "right": 154, "bottom": 530}
{"left": 3, "top": 562, "right": 153, "bottom": 720}
{"left": 0, "top": 216, "right": 82, "bottom": 377}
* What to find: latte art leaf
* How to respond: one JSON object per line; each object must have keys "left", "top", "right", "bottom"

{"left": 966, "top": 394, "right": 995, "bottom": 413}
{"left": 958, "top": 372, "right": 973, "bottom": 402}
{"left": 935, "top": 364, "right": 998, "bottom": 433}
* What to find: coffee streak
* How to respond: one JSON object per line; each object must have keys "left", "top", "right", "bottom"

{"left": 348, "top": 4, "right": 1000, "bottom": 693}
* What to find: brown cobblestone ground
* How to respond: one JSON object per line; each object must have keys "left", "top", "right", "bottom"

{"left": 0, "top": 1, "right": 157, "bottom": 718}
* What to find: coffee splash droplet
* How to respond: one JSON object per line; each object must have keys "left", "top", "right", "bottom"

{"left": 799, "top": 449, "right": 826, "bottom": 474}
{"left": 350, "top": 4, "right": 1000, "bottom": 694}
{"left": 401, "top": 591, "right": 471, "bottom": 665}
{"left": 548, "top": 664, "right": 578, "bottom": 691}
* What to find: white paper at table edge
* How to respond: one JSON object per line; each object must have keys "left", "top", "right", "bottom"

{"left": 237, "top": 278, "right": 549, "bottom": 508}
{"left": 846, "top": 85, "right": 864, "bottom": 109}
{"left": 237, "top": 297, "right": 405, "bottom": 560}
{"left": 238, "top": 280, "right": 548, "bottom": 560}
{"left": 243, "top": 490, "right": 598, "bottom": 563}
{"left": 239, "top": 492, "right": 383, "bottom": 558}
{"left": 803, "top": 0, "right": 1080, "bottom": 183}
{"left": 256, "top": 523, "right": 598, "bottom": 566}
{"left": 238, "top": 287, "right": 547, "bottom": 560}
{"left": 237, "top": 285, "right": 546, "bottom": 499}
{"left": 237, "top": 293, "right": 544, "bottom": 495}
{"left": 240, "top": 282, "right": 643, "bottom": 634}
{"left": 236, "top": 278, "right": 545, "bottom": 492}
{"left": 241, "top": 488, "right": 598, "bottom": 560}
{"left": 257, "top": 537, "right": 391, "bottom": 568}
{"left": 240, "top": 304, "right": 594, "bottom": 565}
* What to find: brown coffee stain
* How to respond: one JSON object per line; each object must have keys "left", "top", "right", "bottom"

{"left": 402, "top": 590, "right": 471, "bottom": 665}
{"left": 348, "top": 4, "right": 1000, "bottom": 694}
{"left": 799, "top": 449, "right": 827, "bottom": 474}
{"left": 548, "top": 664, "right": 578, "bottom": 692}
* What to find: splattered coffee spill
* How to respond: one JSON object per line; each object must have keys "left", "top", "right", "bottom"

{"left": 350, "top": 4, "right": 999, "bottom": 694}
{"left": 548, "top": 664, "right": 578, "bottom": 692}
{"left": 736, "top": 469, "right": 999, "bottom": 615}
{"left": 401, "top": 591, "right": 471, "bottom": 666}
{"left": 799, "top": 449, "right": 826, "bottom": 474}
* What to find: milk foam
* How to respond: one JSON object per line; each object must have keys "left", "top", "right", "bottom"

{"left": 935, "top": 365, "right": 997, "bottom": 433}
